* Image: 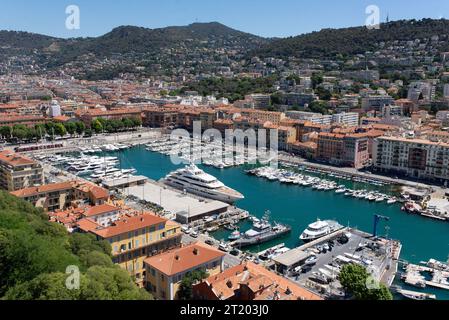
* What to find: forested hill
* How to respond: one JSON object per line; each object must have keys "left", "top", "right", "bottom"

{"left": 0, "top": 191, "right": 152, "bottom": 300}
{"left": 253, "top": 19, "right": 449, "bottom": 59}
{"left": 0, "top": 22, "right": 267, "bottom": 57}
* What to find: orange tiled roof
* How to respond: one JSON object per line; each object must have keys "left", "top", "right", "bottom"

{"left": 202, "top": 262, "right": 322, "bottom": 301}
{"left": 90, "top": 213, "right": 167, "bottom": 238}
{"left": 0, "top": 150, "right": 36, "bottom": 166}
{"left": 10, "top": 181, "right": 73, "bottom": 198}
{"left": 84, "top": 204, "right": 119, "bottom": 217}
{"left": 144, "top": 242, "right": 225, "bottom": 276}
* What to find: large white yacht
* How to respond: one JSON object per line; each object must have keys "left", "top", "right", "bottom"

{"left": 299, "top": 219, "right": 344, "bottom": 242}
{"left": 162, "top": 164, "right": 244, "bottom": 203}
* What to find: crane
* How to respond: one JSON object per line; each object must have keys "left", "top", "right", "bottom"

{"left": 373, "top": 214, "right": 390, "bottom": 238}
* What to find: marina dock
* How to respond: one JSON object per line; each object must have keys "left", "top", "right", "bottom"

{"left": 403, "top": 263, "right": 449, "bottom": 291}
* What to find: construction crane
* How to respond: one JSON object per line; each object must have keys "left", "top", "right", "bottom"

{"left": 373, "top": 214, "right": 390, "bottom": 238}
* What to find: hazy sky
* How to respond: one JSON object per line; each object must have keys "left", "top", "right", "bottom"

{"left": 2, "top": 0, "right": 449, "bottom": 38}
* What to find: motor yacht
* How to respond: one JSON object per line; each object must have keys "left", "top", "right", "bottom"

{"left": 300, "top": 219, "right": 344, "bottom": 242}
{"left": 162, "top": 164, "right": 244, "bottom": 203}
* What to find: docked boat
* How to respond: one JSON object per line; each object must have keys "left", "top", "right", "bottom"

{"left": 304, "top": 255, "right": 318, "bottom": 266}
{"left": 228, "top": 231, "right": 241, "bottom": 241}
{"left": 300, "top": 219, "right": 344, "bottom": 242}
{"left": 393, "top": 287, "right": 436, "bottom": 300}
{"left": 162, "top": 164, "right": 244, "bottom": 203}
{"left": 218, "top": 242, "right": 231, "bottom": 252}
{"left": 232, "top": 212, "right": 291, "bottom": 248}
{"left": 387, "top": 197, "right": 398, "bottom": 205}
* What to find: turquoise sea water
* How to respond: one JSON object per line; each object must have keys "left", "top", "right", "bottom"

{"left": 112, "top": 145, "right": 449, "bottom": 299}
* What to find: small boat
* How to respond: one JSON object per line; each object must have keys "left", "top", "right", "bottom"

{"left": 228, "top": 231, "right": 241, "bottom": 241}
{"left": 387, "top": 197, "right": 398, "bottom": 205}
{"left": 395, "top": 288, "right": 436, "bottom": 300}
{"left": 304, "top": 255, "right": 318, "bottom": 266}
{"left": 218, "top": 242, "right": 230, "bottom": 252}
{"left": 224, "top": 224, "right": 238, "bottom": 231}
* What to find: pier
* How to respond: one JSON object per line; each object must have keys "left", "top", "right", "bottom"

{"left": 279, "top": 153, "right": 435, "bottom": 191}
{"left": 403, "top": 263, "right": 449, "bottom": 291}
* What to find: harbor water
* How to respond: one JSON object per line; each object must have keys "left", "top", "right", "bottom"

{"left": 112, "top": 145, "right": 449, "bottom": 299}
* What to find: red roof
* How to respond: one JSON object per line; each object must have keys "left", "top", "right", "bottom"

{"left": 84, "top": 204, "right": 119, "bottom": 217}
{"left": 89, "top": 213, "right": 167, "bottom": 238}
{"left": 144, "top": 242, "right": 225, "bottom": 276}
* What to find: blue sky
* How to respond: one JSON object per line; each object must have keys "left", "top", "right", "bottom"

{"left": 2, "top": 0, "right": 449, "bottom": 38}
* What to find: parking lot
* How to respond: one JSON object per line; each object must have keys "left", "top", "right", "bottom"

{"left": 273, "top": 229, "right": 395, "bottom": 298}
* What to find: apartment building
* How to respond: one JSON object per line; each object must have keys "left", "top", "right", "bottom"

{"left": 288, "top": 141, "right": 318, "bottom": 159}
{"left": 331, "top": 112, "right": 359, "bottom": 127}
{"left": 317, "top": 133, "right": 370, "bottom": 169}
{"left": 361, "top": 95, "right": 395, "bottom": 112}
{"left": 143, "top": 108, "right": 178, "bottom": 128}
{"left": 144, "top": 242, "right": 225, "bottom": 300}
{"left": 79, "top": 212, "right": 182, "bottom": 287}
{"left": 10, "top": 180, "right": 109, "bottom": 212}
{"left": 244, "top": 94, "right": 271, "bottom": 109}
{"left": 444, "top": 84, "right": 449, "bottom": 99}
{"left": 373, "top": 136, "right": 449, "bottom": 183}
{"left": 193, "top": 262, "right": 322, "bottom": 301}
{"left": 0, "top": 150, "right": 44, "bottom": 191}
{"left": 76, "top": 108, "right": 143, "bottom": 125}
{"left": 0, "top": 114, "right": 47, "bottom": 128}
{"left": 280, "top": 92, "right": 317, "bottom": 107}
{"left": 213, "top": 119, "right": 234, "bottom": 135}
{"left": 240, "top": 109, "right": 286, "bottom": 126}
{"left": 286, "top": 111, "right": 332, "bottom": 125}
{"left": 264, "top": 123, "right": 297, "bottom": 151}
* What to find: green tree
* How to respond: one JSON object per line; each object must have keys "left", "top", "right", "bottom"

{"left": 0, "top": 191, "right": 152, "bottom": 300}
{"left": 315, "top": 87, "right": 332, "bottom": 101}
{"left": 53, "top": 123, "right": 67, "bottom": 137}
{"left": 339, "top": 264, "right": 393, "bottom": 300}
{"left": 12, "top": 125, "right": 29, "bottom": 141}
{"left": 308, "top": 101, "right": 329, "bottom": 115}
{"left": 84, "top": 128, "right": 93, "bottom": 137}
{"left": 91, "top": 119, "right": 103, "bottom": 134}
{"left": 3, "top": 272, "right": 85, "bottom": 300}
{"left": 122, "top": 118, "right": 133, "bottom": 129}
{"left": 64, "top": 122, "right": 77, "bottom": 136}
{"left": 75, "top": 122, "right": 86, "bottom": 135}
{"left": 311, "top": 73, "right": 324, "bottom": 89}
{"left": 130, "top": 117, "right": 142, "bottom": 128}
{"left": 34, "top": 124, "right": 47, "bottom": 140}
{"left": 0, "top": 126, "right": 11, "bottom": 139}
{"left": 177, "top": 270, "right": 208, "bottom": 300}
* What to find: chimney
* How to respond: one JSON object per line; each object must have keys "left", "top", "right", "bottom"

{"left": 193, "top": 248, "right": 199, "bottom": 255}
{"left": 175, "top": 255, "right": 180, "bottom": 261}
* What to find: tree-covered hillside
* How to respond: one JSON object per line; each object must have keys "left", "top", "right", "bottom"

{"left": 254, "top": 19, "right": 449, "bottom": 59}
{"left": 0, "top": 191, "right": 152, "bottom": 300}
